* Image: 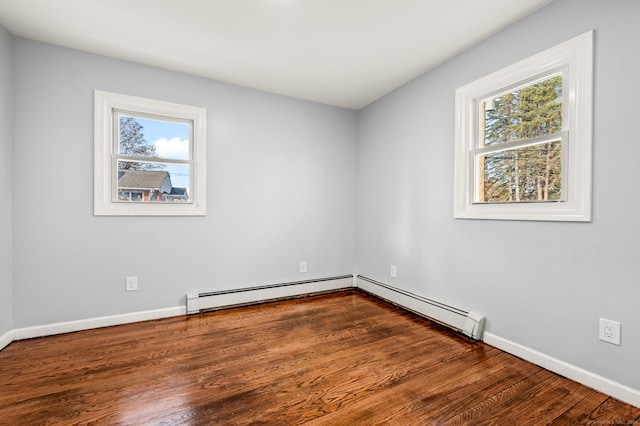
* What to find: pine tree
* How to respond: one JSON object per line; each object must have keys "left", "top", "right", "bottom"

{"left": 482, "top": 75, "right": 562, "bottom": 202}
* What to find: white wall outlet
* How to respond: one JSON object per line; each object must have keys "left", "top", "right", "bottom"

{"left": 599, "top": 318, "right": 621, "bottom": 345}
{"left": 299, "top": 261, "right": 307, "bottom": 273}
{"left": 125, "top": 276, "right": 138, "bottom": 292}
{"left": 390, "top": 265, "right": 397, "bottom": 278}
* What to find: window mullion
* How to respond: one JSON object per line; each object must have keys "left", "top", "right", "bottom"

{"left": 114, "top": 154, "right": 192, "bottom": 165}
{"left": 475, "top": 131, "right": 565, "bottom": 155}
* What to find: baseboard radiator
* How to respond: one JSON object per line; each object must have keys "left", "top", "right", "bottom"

{"left": 187, "top": 273, "right": 485, "bottom": 340}
{"left": 187, "top": 275, "right": 354, "bottom": 314}
{"left": 355, "top": 275, "right": 485, "bottom": 340}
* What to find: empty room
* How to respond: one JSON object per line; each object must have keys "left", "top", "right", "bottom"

{"left": 1, "top": 0, "right": 639, "bottom": 424}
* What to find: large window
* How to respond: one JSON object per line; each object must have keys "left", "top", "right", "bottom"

{"left": 454, "top": 31, "right": 593, "bottom": 221}
{"left": 94, "top": 91, "right": 206, "bottom": 216}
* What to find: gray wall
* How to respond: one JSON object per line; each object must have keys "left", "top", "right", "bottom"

{"left": 356, "top": 0, "right": 640, "bottom": 390}
{"left": 11, "top": 38, "right": 357, "bottom": 328}
{"left": 0, "top": 26, "right": 12, "bottom": 336}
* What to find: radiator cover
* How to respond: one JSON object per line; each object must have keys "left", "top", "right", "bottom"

{"left": 187, "top": 275, "right": 353, "bottom": 314}
{"left": 355, "top": 275, "right": 485, "bottom": 340}
{"left": 186, "top": 274, "right": 485, "bottom": 340}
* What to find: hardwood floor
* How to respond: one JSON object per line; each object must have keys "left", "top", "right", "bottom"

{"left": 0, "top": 290, "right": 638, "bottom": 425}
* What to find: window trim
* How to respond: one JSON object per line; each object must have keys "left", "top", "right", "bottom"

{"left": 94, "top": 90, "right": 206, "bottom": 216}
{"left": 453, "top": 31, "right": 594, "bottom": 222}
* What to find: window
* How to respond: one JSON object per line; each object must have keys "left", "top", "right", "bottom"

{"left": 118, "top": 190, "right": 144, "bottom": 201}
{"left": 454, "top": 31, "right": 593, "bottom": 221}
{"left": 94, "top": 91, "right": 206, "bottom": 216}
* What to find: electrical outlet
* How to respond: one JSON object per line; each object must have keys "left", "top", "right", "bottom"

{"left": 599, "top": 318, "right": 621, "bottom": 345}
{"left": 299, "top": 261, "right": 307, "bottom": 273}
{"left": 126, "top": 276, "right": 138, "bottom": 292}
{"left": 390, "top": 265, "right": 397, "bottom": 278}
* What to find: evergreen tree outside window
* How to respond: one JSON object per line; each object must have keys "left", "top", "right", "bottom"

{"left": 454, "top": 31, "right": 593, "bottom": 221}
{"left": 479, "top": 73, "right": 564, "bottom": 203}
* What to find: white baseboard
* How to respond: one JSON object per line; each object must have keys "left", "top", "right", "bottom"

{"left": 0, "top": 329, "right": 15, "bottom": 351}
{"left": 483, "top": 332, "right": 640, "bottom": 408}
{"left": 6, "top": 306, "right": 186, "bottom": 344}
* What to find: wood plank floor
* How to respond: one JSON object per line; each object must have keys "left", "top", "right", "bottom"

{"left": 0, "top": 290, "right": 638, "bottom": 425}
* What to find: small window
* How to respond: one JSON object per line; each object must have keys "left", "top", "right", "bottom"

{"left": 454, "top": 31, "right": 593, "bottom": 221}
{"left": 94, "top": 91, "right": 206, "bottom": 216}
{"left": 479, "top": 73, "right": 564, "bottom": 203}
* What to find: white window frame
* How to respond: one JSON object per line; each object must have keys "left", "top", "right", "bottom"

{"left": 94, "top": 90, "right": 206, "bottom": 216}
{"left": 454, "top": 31, "right": 594, "bottom": 222}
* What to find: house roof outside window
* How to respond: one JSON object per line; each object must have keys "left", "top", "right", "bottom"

{"left": 118, "top": 169, "right": 189, "bottom": 202}
{"left": 118, "top": 170, "right": 173, "bottom": 193}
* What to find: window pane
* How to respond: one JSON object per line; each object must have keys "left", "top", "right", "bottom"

{"left": 116, "top": 161, "right": 191, "bottom": 203}
{"left": 117, "top": 191, "right": 144, "bottom": 201}
{"left": 483, "top": 74, "right": 562, "bottom": 147}
{"left": 477, "top": 140, "right": 561, "bottom": 203}
{"left": 118, "top": 114, "right": 191, "bottom": 160}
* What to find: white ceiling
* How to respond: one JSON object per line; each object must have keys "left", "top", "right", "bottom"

{"left": 0, "top": 0, "right": 554, "bottom": 109}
